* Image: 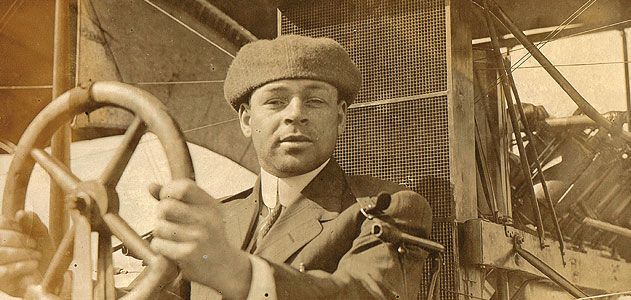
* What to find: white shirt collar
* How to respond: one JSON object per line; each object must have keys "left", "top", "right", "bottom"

{"left": 260, "top": 159, "right": 330, "bottom": 209}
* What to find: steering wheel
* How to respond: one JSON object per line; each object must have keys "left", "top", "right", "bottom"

{"left": 2, "top": 81, "right": 195, "bottom": 299}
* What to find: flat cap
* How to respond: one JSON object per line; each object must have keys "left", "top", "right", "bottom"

{"left": 224, "top": 35, "right": 362, "bottom": 110}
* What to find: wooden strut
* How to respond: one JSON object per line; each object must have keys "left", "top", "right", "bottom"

{"left": 474, "top": 125, "right": 500, "bottom": 222}
{"left": 504, "top": 61, "right": 566, "bottom": 262}
{"left": 514, "top": 238, "right": 588, "bottom": 298}
{"left": 483, "top": 0, "right": 547, "bottom": 248}
{"left": 50, "top": 0, "right": 76, "bottom": 248}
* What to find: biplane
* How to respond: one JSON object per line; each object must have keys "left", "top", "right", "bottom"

{"left": 1, "top": 0, "right": 630, "bottom": 299}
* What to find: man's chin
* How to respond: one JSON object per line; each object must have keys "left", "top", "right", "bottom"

{"left": 269, "top": 156, "right": 324, "bottom": 177}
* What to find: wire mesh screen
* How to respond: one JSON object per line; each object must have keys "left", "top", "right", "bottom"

{"left": 280, "top": 0, "right": 457, "bottom": 299}
{"left": 335, "top": 98, "right": 456, "bottom": 299}
{"left": 335, "top": 97, "right": 453, "bottom": 218}
{"left": 280, "top": 0, "right": 448, "bottom": 103}
{"left": 423, "top": 221, "right": 457, "bottom": 299}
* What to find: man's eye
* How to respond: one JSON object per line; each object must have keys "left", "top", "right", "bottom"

{"left": 307, "top": 98, "right": 327, "bottom": 106}
{"left": 265, "top": 98, "right": 286, "bottom": 106}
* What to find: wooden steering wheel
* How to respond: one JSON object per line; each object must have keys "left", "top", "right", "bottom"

{"left": 2, "top": 81, "right": 195, "bottom": 299}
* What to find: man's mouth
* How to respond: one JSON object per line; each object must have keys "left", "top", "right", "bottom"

{"left": 280, "top": 135, "right": 312, "bottom": 143}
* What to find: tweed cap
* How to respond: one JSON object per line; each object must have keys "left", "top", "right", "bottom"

{"left": 224, "top": 35, "right": 362, "bottom": 110}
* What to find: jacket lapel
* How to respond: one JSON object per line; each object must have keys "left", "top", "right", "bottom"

{"left": 254, "top": 159, "right": 356, "bottom": 262}
{"left": 221, "top": 178, "right": 261, "bottom": 250}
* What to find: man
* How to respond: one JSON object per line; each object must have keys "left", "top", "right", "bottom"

{"left": 0, "top": 35, "right": 432, "bottom": 299}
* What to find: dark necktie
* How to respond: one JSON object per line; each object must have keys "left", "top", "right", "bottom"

{"left": 257, "top": 178, "right": 282, "bottom": 240}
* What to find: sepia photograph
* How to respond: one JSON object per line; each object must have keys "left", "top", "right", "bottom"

{"left": 0, "top": 0, "right": 630, "bottom": 299}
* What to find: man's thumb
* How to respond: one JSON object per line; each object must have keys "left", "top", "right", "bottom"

{"left": 16, "top": 210, "right": 48, "bottom": 239}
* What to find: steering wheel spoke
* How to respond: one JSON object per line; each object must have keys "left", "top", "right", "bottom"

{"left": 103, "top": 213, "right": 179, "bottom": 299}
{"left": 41, "top": 223, "right": 75, "bottom": 294}
{"left": 30, "top": 148, "right": 80, "bottom": 193}
{"left": 99, "top": 117, "right": 146, "bottom": 188}
{"left": 102, "top": 213, "right": 155, "bottom": 263}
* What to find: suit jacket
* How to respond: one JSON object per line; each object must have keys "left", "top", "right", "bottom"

{"left": 190, "top": 159, "right": 432, "bottom": 299}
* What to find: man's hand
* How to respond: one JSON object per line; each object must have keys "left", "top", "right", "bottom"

{"left": 150, "top": 179, "right": 252, "bottom": 299}
{"left": 0, "top": 211, "right": 54, "bottom": 297}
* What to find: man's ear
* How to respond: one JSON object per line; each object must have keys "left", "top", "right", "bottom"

{"left": 238, "top": 103, "right": 252, "bottom": 138}
{"left": 337, "top": 100, "right": 348, "bottom": 136}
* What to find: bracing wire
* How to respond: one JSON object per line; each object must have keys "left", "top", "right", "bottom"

{"left": 476, "top": 60, "right": 631, "bottom": 71}
{"left": 142, "top": 0, "right": 235, "bottom": 58}
{"left": 0, "top": 0, "right": 23, "bottom": 35}
{"left": 0, "top": 0, "right": 20, "bottom": 25}
{"left": 472, "top": 0, "right": 599, "bottom": 105}
{"left": 475, "top": 19, "right": 631, "bottom": 62}
{"left": 508, "top": 0, "right": 599, "bottom": 72}
{"left": 69, "top": 118, "right": 240, "bottom": 161}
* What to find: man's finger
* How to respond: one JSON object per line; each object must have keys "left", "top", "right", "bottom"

{"left": 0, "top": 229, "right": 37, "bottom": 249}
{"left": 156, "top": 198, "right": 198, "bottom": 224}
{"left": 150, "top": 238, "right": 197, "bottom": 262}
{"left": 160, "top": 179, "right": 215, "bottom": 205}
{"left": 159, "top": 179, "right": 190, "bottom": 200}
{"left": 0, "top": 260, "right": 39, "bottom": 279}
{"left": 0, "top": 247, "right": 41, "bottom": 265}
{"left": 152, "top": 220, "right": 203, "bottom": 243}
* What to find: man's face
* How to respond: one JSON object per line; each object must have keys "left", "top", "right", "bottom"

{"left": 238, "top": 79, "right": 347, "bottom": 178}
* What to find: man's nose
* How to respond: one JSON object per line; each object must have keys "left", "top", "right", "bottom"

{"left": 283, "top": 98, "right": 308, "bottom": 125}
